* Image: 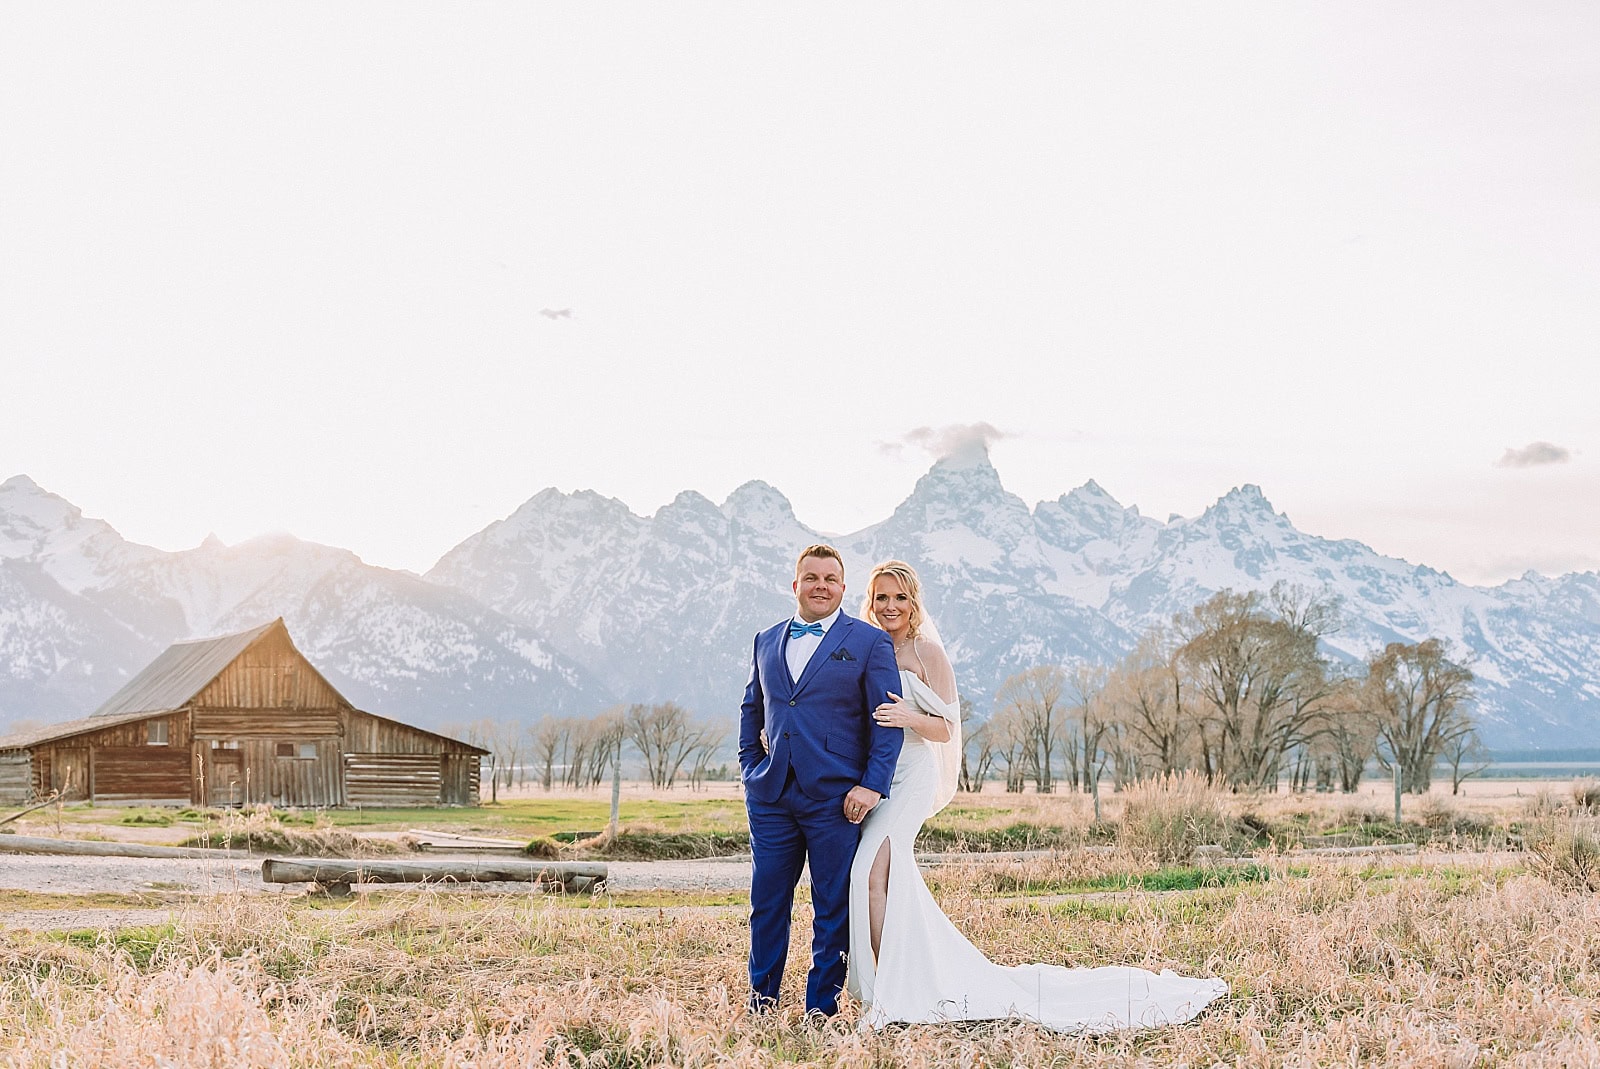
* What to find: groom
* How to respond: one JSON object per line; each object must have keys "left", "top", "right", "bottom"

{"left": 739, "top": 543, "right": 903, "bottom": 1017}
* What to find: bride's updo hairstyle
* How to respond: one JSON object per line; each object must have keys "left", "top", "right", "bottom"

{"left": 863, "top": 560, "right": 925, "bottom": 640}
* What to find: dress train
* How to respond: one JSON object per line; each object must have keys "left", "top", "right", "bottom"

{"left": 846, "top": 671, "right": 1227, "bottom": 1032}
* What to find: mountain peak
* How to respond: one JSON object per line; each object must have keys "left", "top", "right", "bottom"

{"left": 723, "top": 480, "right": 799, "bottom": 524}
{"left": 1202, "top": 484, "right": 1283, "bottom": 522}
{"left": 0, "top": 474, "right": 86, "bottom": 549}
{"left": 929, "top": 439, "right": 995, "bottom": 473}
{"left": 1064, "top": 479, "right": 1122, "bottom": 509}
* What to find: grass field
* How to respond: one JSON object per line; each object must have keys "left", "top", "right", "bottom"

{"left": 5, "top": 780, "right": 1600, "bottom": 1065}
{"left": 3, "top": 853, "right": 1596, "bottom": 1066}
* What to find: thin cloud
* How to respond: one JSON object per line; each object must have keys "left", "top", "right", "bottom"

{"left": 1496, "top": 441, "right": 1571, "bottom": 468}
{"left": 878, "top": 422, "right": 1012, "bottom": 462}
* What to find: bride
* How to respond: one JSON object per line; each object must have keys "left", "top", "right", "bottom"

{"left": 846, "top": 559, "right": 1227, "bottom": 1032}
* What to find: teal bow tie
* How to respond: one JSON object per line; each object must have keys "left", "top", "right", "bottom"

{"left": 789, "top": 621, "right": 824, "bottom": 640}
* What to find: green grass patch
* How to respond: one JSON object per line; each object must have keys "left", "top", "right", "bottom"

{"left": 915, "top": 820, "right": 1078, "bottom": 852}
{"left": 117, "top": 808, "right": 176, "bottom": 827}
{"left": 939, "top": 862, "right": 1296, "bottom": 898}
{"left": 54, "top": 923, "right": 183, "bottom": 968}
{"left": 0, "top": 890, "right": 179, "bottom": 911}
{"left": 569, "top": 830, "right": 751, "bottom": 860}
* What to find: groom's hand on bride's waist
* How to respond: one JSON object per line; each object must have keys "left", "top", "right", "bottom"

{"left": 843, "top": 786, "right": 881, "bottom": 824}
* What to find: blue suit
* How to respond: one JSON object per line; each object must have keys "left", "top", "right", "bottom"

{"left": 739, "top": 611, "right": 902, "bottom": 1014}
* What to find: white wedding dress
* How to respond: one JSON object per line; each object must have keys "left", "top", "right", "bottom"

{"left": 846, "top": 668, "right": 1227, "bottom": 1032}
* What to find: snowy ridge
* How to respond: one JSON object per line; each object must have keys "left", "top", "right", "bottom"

{"left": 429, "top": 449, "right": 1600, "bottom": 748}
{"left": 5, "top": 455, "right": 1600, "bottom": 746}
{"left": 0, "top": 478, "right": 607, "bottom": 731}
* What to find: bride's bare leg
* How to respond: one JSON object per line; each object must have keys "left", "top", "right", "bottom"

{"left": 867, "top": 838, "right": 891, "bottom": 961}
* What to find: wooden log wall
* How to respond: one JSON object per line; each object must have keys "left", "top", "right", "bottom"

{"left": 345, "top": 753, "right": 442, "bottom": 807}
{"left": 0, "top": 753, "right": 30, "bottom": 806}
{"left": 92, "top": 747, "right": 191, "bottom": 803}
{"left": 441, "top": 754, "right": 481, "bottom": 806}
{"left": 27, "top": 713, "right": 192, "bottom": 804}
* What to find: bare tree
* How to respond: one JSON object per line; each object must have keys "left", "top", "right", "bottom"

{"left": 564, "top": 711, "right": 622, "bottom": 789}
{"left": 686, "top": 722, "right": 730, "bottom": 791}
{"left": 1441, "top": 726, "right": 1491, "bottom": 795}
{"left": 1067, "top": 664, "right": 1113, "bottom": 816}
{"left": 1311, "top": 674, "right": 1380, "bottom": 793}
{"left": 958, "top": 697, "right": 993, "bottom": 792}
{"left": 625, "top": 701, "right": 714, "bottom": 789}
{"left": 1103, "top": 630, "right": 1189, "bottom": 779}
{"left": 986, "top": 705, "right": 1031, "bottom": 793}
{"left": 993, "top": 666, "right": 1069, "bottom": 792}
{"left": 528, "top": 716, "right": 567, "bottom": 791}
{"left": 591, "top": 708, "right": 626, "bottom": 788}
{"left": 1175, "top": 588, "right": 1337, "bottom": 791}
{"left": 1367, "top": 639, "right": 1476, "bottom": 794}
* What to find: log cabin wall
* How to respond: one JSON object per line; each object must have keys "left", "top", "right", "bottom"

{"left": 343, "top": 711, "right": 482, "bottom": 806}
{"left": 31, "top": 713, "right": 191, "bottom": 804}
{"left": 0, "top": 753, "right": 29, "bottom": 805}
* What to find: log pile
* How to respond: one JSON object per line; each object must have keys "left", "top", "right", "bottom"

{"left": 260, "top": 856, "right": 608, "bottom": 896}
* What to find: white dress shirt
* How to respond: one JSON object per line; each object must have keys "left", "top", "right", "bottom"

{"left": 786, "top": 607, "right": 840, "bottom": 683}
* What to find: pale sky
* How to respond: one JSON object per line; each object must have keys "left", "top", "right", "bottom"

{"left": 2, "top": 4, "right": 1596, "bottom": 587}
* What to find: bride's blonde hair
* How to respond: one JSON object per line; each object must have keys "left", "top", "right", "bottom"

{"left": 862, "top": 560, "right": 925, "bottom": 640}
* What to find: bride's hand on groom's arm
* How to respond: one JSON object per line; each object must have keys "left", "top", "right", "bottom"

{"left": 873, "top": 692, "right": 919, "bottom": 730}
{"left": 843, "top": 785, "right": 881, "bottom": 824}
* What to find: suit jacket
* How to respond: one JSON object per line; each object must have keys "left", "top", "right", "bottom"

{"left": 739, "top": 611, "right": 903, "bottom": 803}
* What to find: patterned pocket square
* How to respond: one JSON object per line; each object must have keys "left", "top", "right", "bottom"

{"left": 830, "top": 649, "right": 856, "bottom": 661}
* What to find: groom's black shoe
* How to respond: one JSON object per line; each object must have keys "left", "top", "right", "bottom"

{"left": 747, "top": 992, "right": 779, "bottom": 1016}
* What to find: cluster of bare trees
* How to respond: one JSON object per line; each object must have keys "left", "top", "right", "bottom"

{"left": 964, "top": 583, "right": 1482, "bottom": 796}
{"left": 452, "top": 702, "right": 728, "bottom": 794}
{"left": 623, "top": 702, "right": 728, "bottom": 790}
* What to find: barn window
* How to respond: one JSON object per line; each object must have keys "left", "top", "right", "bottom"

{"left": 147, "top": 721, "right": 169, "bottom": 746}
{"left": 275, "top": 742, "right": 316, "bottom": 759}
{"left": 211, "top": 739, "right": 240, "bottom": 750}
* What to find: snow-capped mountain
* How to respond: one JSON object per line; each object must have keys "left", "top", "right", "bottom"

{"left": 0, "top": 475, "right": 607, "bottom": 732}
{"left": 6, "top": 450, "right": 1600, "bottom": 748}
{"left": 429, "top": 445, "right": 1600, "bottom": 748}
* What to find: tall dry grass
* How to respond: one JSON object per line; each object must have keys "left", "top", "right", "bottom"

{"left": 5, "top": 850, "right": 1600, "bottom": 1066}
{"left": 1116, "top": 772, "right": 1234, "bottom": 862}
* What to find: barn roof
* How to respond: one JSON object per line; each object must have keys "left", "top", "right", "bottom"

{"left": 91, "top": 619, "right": 283, "bottom": 719}
{"left": 0, "top": 708, "right": 165, "bottom": 753}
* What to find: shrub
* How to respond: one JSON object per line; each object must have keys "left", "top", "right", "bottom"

{"left": 1524, "top": 815, "right": 1600, "bottom": 893}
{"left": 1118, "top": 771, "right": 1234, "bottom": 863}
{"left": 1572, "top": 777, "right": 1600, "bottom": 813}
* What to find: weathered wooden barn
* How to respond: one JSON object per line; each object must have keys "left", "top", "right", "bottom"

{"left": 0, "top": 619, "right": 485, "bottom": 808}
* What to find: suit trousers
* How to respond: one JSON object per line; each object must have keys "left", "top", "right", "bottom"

{"left": 746, "top": 768, "right": 860, "bottom": 1015}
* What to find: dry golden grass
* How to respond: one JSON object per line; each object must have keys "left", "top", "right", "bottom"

{"left": 3, "top": 848, "right": 1599, "bottom": 1067}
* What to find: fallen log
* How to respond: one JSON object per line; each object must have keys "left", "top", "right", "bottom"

{"left": 260, "top": 856, "right": 608, "bottom": 896}
{"left": 0, "top": 834, "right": 238, "bottom": 859}
{"left": 406, "top": 829, "right": 528, "bottom": 854}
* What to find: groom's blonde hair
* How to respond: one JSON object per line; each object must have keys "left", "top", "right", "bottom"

{"left": 794, "top": 543, "right": 845, "bottom": 580}
{"left": 862, "top": 560, "right": 925, "bottom": 639}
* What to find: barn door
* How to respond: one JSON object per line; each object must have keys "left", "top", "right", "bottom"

{"left": 205, "top": 747, "right": 244, "bottom": 807}
{"left": 52, "top": 748, "right": 91, "bottom": 801}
